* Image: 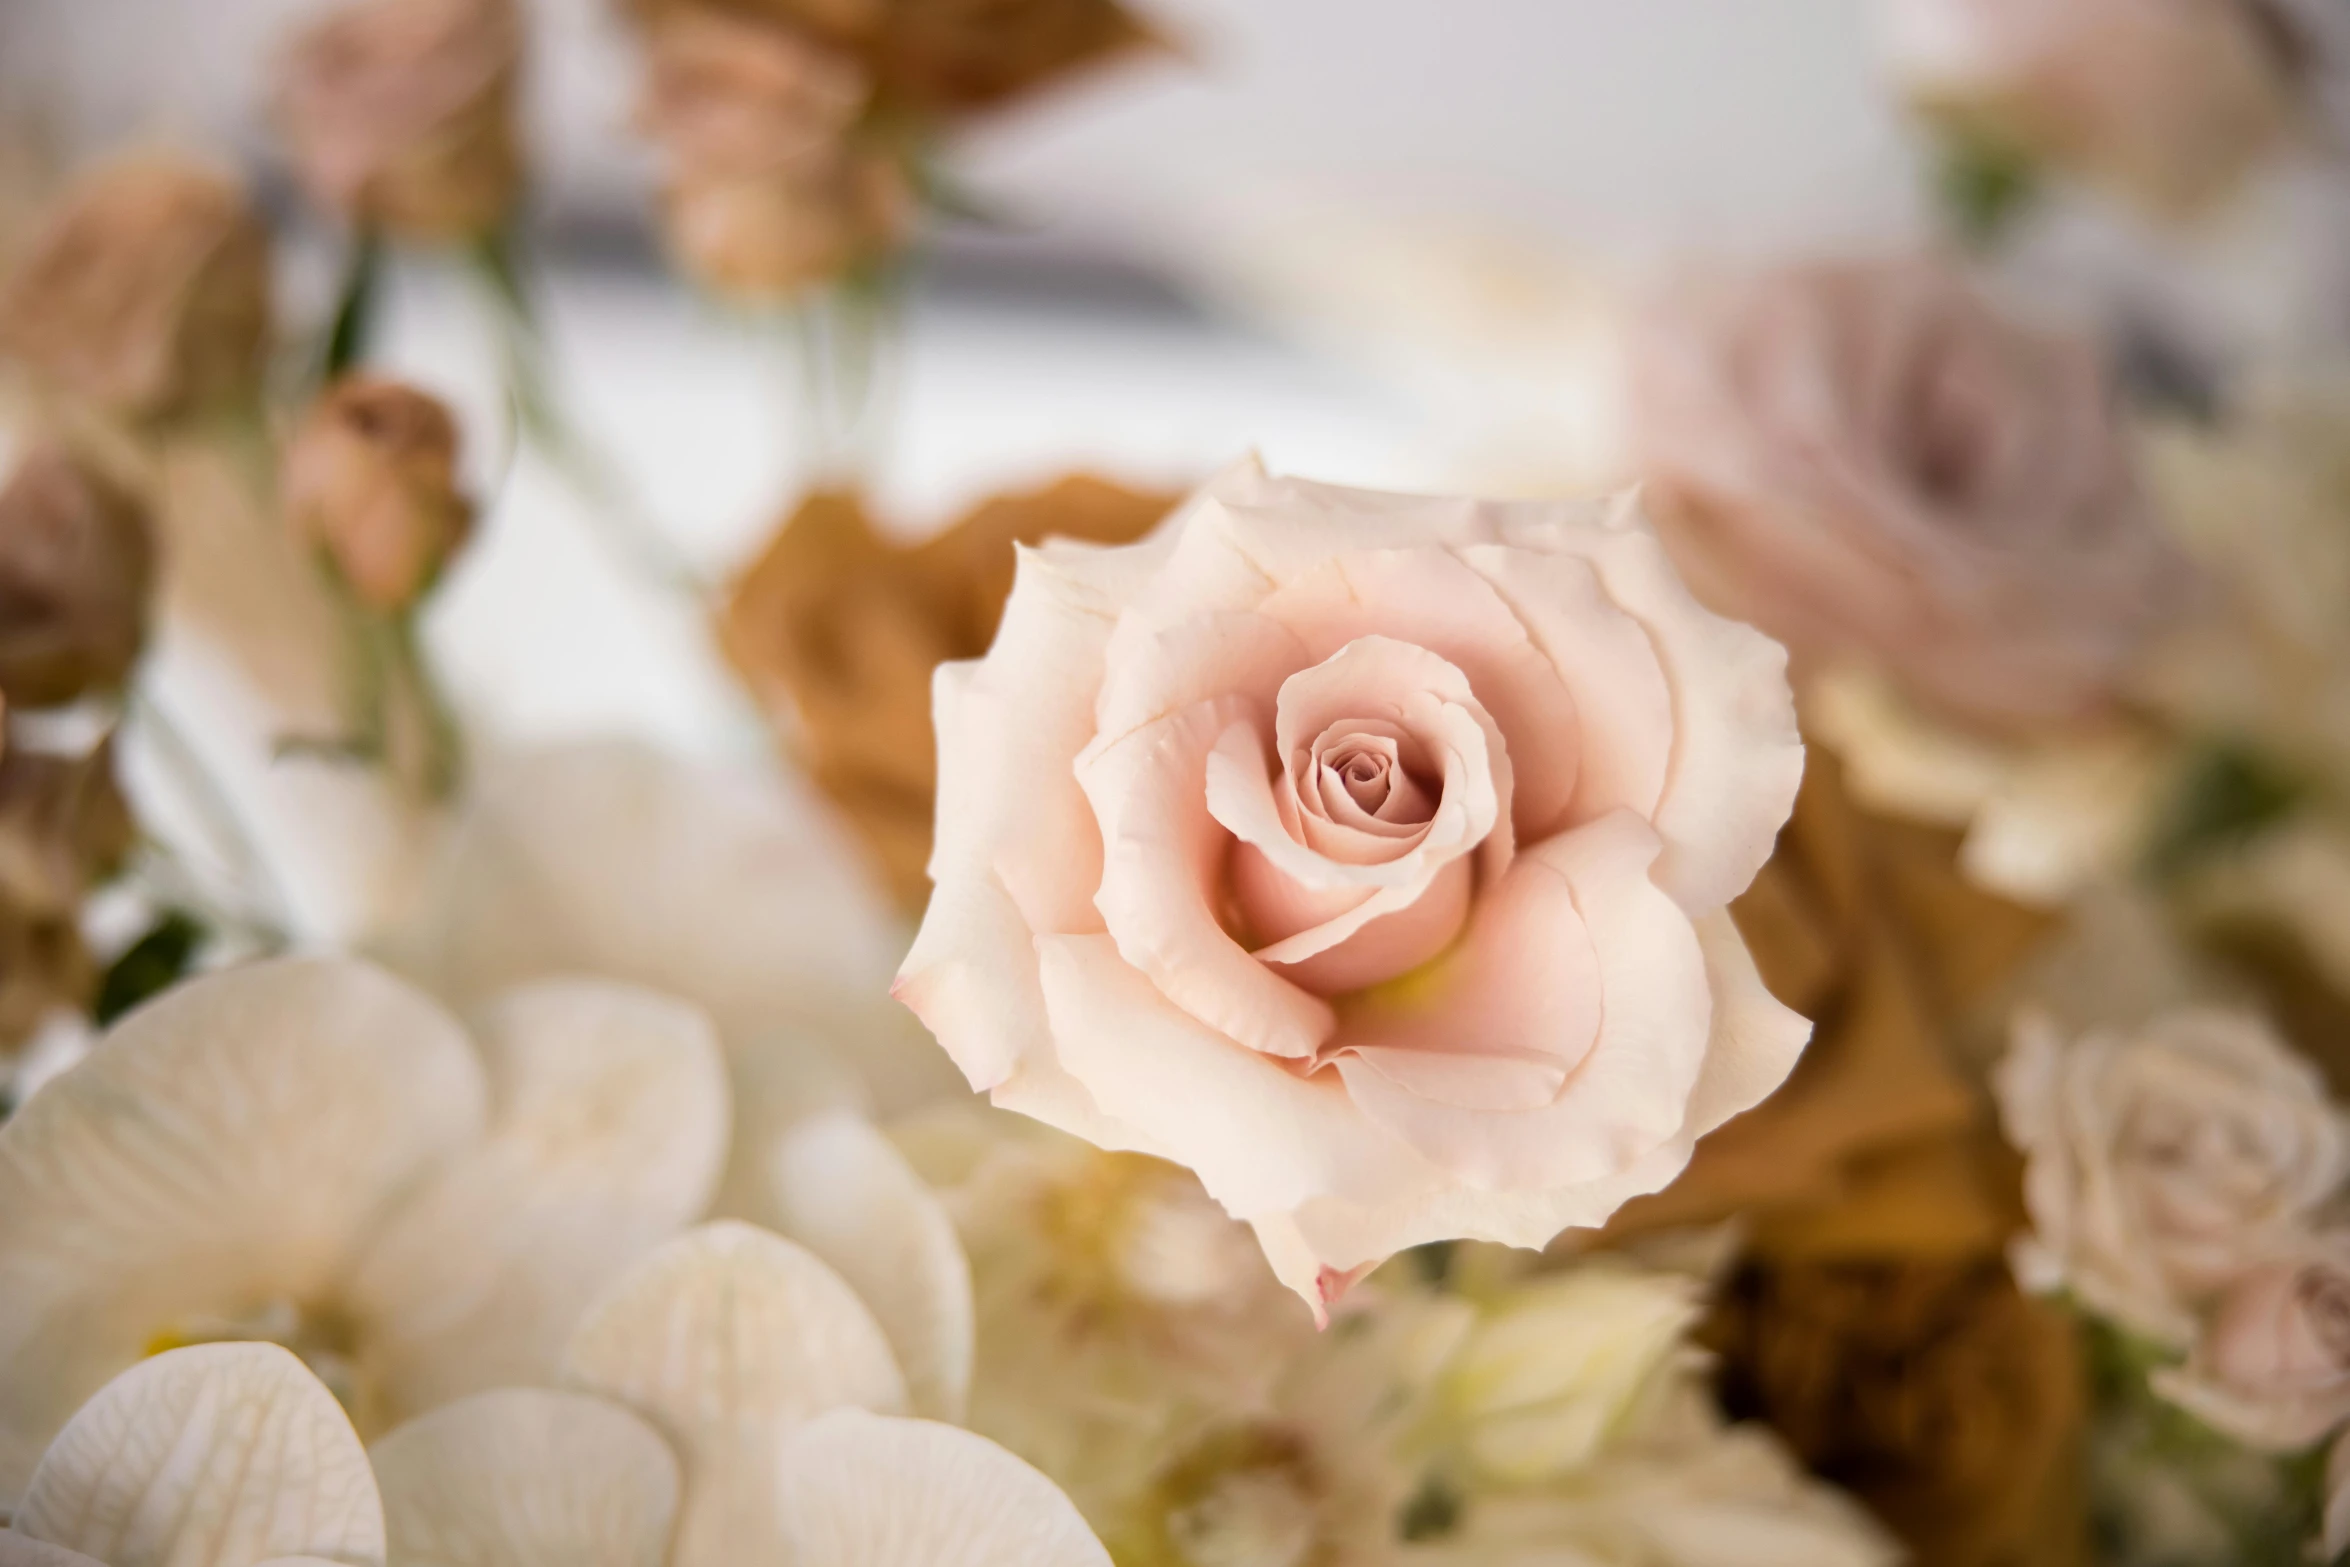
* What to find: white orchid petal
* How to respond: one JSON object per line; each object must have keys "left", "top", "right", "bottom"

{"left": 370, "top": 1389, "right": 677, "bottom": 1567}
{"left": 0, "top": 1536, "right": 108, "bottom": 1567}
{"left": 755, "top": 1113, "right": 974, "bottom": 1422}
{"left": 0, "top": 960, "right": 485, "bottom": 1503}
{"left": 773, "top": 1410, "right": 1110, "bottom": 1567}
{"left": 393, "top": 740, "right": 960, "bottom": 1115}
{"left": 347, "top": 981, "right": 730, "bottom": 1423}
{"left": 562, "top": 1223, "right": 905, "bottom": 1567}
{"left": 15, "top": 1344, "right": 383, "bottom": 1567}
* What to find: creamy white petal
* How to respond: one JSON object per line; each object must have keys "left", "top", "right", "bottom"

{"left": 752, "top": 1111, "right": 974, "bottom": 1422}
{"left": 393, "top": 740, "right": 957, "bottom": 1115}
{"left": 346, "top": 981, "right": 731, "bottom": 1424}
{"left": 370, "top": 1389, "right": 677, "bottom": 1567}
{"left": 772, "top": 1410, "right": 1110, "bottom": 1567}
{"left": 0, "top": 1536, "right": 107, "bottom": 1567}
{"left": 15, "top": 1344, "right": 383, "bottom": 1567}
{"left": 562, "top": 1223, "right": 905, "bottom": 1567}
{"left": 0, "top": 961, "right": 485, "bottom": 1503}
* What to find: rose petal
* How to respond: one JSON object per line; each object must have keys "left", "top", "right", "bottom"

{"left": 1036, "top": 934, "right": 1440, "bottom": 1223}
{"left": 772, "top": 1410, "right": 1110, "bottom": 1567}
{"left": 1261, "top": 907, "right": 1811, "bottom": 1284}
{"left": 15, "top": 1344, "right": 383, "bottom": 1567}
{"left": 1079, "top": 697, "right": 1335, "bottom": 1060}
{"left": 1255, "top": 548, "right": 1582, "bottom": 837}
{"left": 345, "top": 981, "right": 731, "bottom": 1424}
{"left": 1494, "top": 495, "right": 1803, "bottom": 912}
{"left": 1334, "top": 812, "right": 1711, "bottom": 1188}
{"left": 371, "top": 1389, "right": 677, "bottom": 1567}
{"left": 0, "top": 959, "right": 485, "bottom": 1504}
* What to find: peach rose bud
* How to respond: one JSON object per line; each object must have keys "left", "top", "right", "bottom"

{"left": 0, "top": 156, "right": 272, "bottom": 423}
{"left": 0, "top": 446, "right": 156, "bottom": 710}
{"left": 635, "top": 10, "right": 909, "bottom": 301}
{"left": 283, "top": 376, "right": 474, "bottom": 614}
{"left": 274, "top": 0, "right": 525, "bottom": 241}
{"left": 894, "top": 459, "right": 1810, "bottom": 1313}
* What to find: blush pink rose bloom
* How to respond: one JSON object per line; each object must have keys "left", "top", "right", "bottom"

{"left": 1627, "top": 256, "right": 2194, "bottom": 728}
{"left": 2153, "top": 1233, "right": 2350, "bottom": 1451}
{"left": 893, "top": 460, "right": 1810, "bottom": 1312}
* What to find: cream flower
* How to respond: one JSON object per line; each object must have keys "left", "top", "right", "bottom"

{"left": 2152, "top": 1232, "right": 2350, "bottom": 1451}
{"left": 0, "top": 957, "right": 727, "bottom": 1503}
{"left": 1, "top": 1342, "right": 383, "bottom": 1567}
{"left": 360, "top": 1220, "right": 1101, "bottom": 1567}
{"left": 388, "top": 739, "right": 962, "bottom": 1118}
{"left": 1430, "top": 1263, "right": 1704, "bottom": 1488}
{"left": 1995, "top": 1008, "right": 2350, "bottom": 1345}
{"left": 895, "top": 458, "right": 1808, "bottom": 1310}
{"left": 1405, "top": 1420, "right": 1899, "bottom": 1567}
{"left": 895, "top": 1105, "right": 1316, "bottom": 1523}
{"left": 1626, "top": 255, "right": 2191, "bottom": 729}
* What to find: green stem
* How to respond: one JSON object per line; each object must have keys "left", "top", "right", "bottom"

{"left": 317, "top": 231, "right": 384, "bottom": 387}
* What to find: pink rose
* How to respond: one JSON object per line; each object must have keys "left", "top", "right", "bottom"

{"left": 1627, "top": 255, "right": 2193, "bottom": 727}
{"left": 894, "top": 460, "right": 1809, "bottom": 1311}
{"left": 2154, "top": 1233, "right": 2350, "bottom": 1451}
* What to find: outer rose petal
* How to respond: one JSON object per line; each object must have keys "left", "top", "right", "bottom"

{"left": 1254, "top": 910, "right": 1810, "bottom": 1300}
{"left": 1036, "top": 934, "right": 1441, "bottom": 1220}
{"left": 345, "top": 981, "right": 731, "bottom": 1424}
{"left": 898, "top": 543, "right": 1144, "bottom": 1093}
{"left": 371, "top": 1389, "right": 678, "bottom": 1567}
{"left": 15, "top": 1344, "right": 384, "bottom": 1567}
{"left": 562, "top": 1222, "right": 905, "bottom": 1567}
{"left": 773, "top": 1410, "right": 1111, "bottom": 1567}
{"left": 0, "top": 960, "right": 485, "bottom": 1504}
{"left": 1334, "top": 813, "right": 1712, "bottom": 1187}
{"left": 1495, "top": 492, "right": 1803, "bottom": 913}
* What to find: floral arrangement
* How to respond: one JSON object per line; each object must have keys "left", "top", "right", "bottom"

{"left": 0, "top": 2, "right": 2347, "bottom": 1566}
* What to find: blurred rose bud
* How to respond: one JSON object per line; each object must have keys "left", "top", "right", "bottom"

{"left": 275, "top": 0, "right": 525, "bottom": 241}
{"left": 1628, "top": 255, "right": 2194, "bottom": 728}
{"left": 283, "top": 377, "right": 474, "bottom": 613}
{"left": 0, "top": 446, "right": 156, "bottom": 710}
{"left": 636, "top": 10, "right": 909, "bottom": 300}
{"left": 0, "top": 156, "right": 272, "bottom": 423}
{"left": 878, "top": 0, "right": 1158, "bottom": 114}
{"left": 1882, "top": 0, "right": 2306, "bottom": 217}
{"left": 2153, "top": 1236, "right": 2350, "bottom": 1450}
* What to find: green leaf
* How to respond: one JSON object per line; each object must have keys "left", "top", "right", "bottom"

{"left": 319, "top": 233, "right": 384, "bottom": 383}
{"left": 2144, "top": 742, "right": 2306, "bottom": 881}
{"left": 1935, "top": 132, "right": 2041, "bottom": 250}
{"left": 94, "top": 909, "right": 208, "bottom": 1026}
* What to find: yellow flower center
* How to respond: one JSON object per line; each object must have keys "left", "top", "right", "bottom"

{"left": 143, "top": 1299, "right": 381, "bottom": 1431}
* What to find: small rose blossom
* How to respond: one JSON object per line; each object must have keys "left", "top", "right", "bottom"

{"left": 0, "top": 156, "right": 271, "bottom": 421}
{"left": 636, "top": 10, "right": 910, "bottom": 301}
{"left": 1996, "top": 1008, "right": 2350, "bottom": 1345}
{"left": 0, "top": 446, "right": 155, "bottom": 709}
{"left": 895, "top": 459, "right": 1810, "bottom": 1311}
{"left": 274, "top": 0, "right": 524, "bottom": 241}
{"left": 2154, "top": 1235, "right": 2350, "bottom": 1451}
{"left": 1882, "top": 0, "right": 2306, "bottom": 216}
{"left": 283, "top": 376, "right": 474, "bottom": 613}
{"left": 1627, "top": 255, "right": 2193, "bottom": 728}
